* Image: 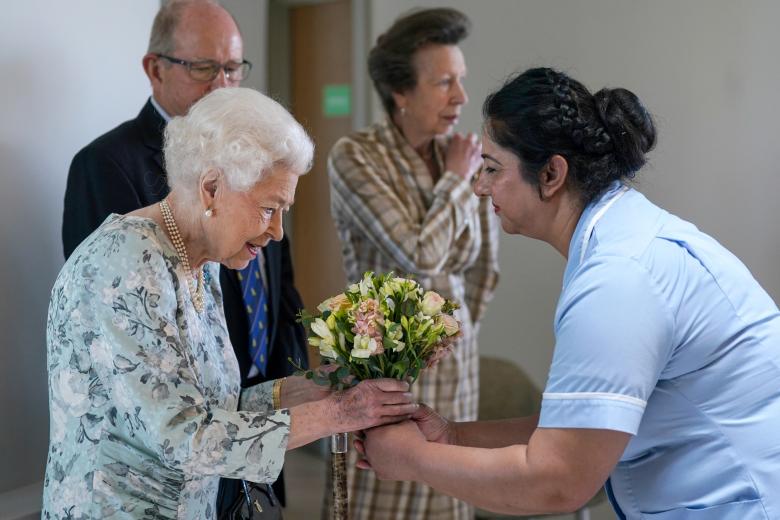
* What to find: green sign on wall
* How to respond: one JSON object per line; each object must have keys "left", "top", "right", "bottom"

{"left": 323, "top": 84, "right": 351, "bottom": 117}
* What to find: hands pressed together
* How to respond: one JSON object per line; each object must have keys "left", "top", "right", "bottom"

{"left": 282, "top": 367, "right": 417, "bottom": 432}
{"left": 354, "top": 404, "right": 453, "bottom": 481}
{"left": 326, "top": 378, "right": 420, "bottom": 433}
{"left": 281, "top": 373, "right": 422, "bottom": 450}
{"left": 284, "top": 373, "right": 455, "bottom": 481}
{"left": 280, "top": 369, "right": 451, "bottom": 481}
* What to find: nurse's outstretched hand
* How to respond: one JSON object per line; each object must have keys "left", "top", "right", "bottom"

{"left": 409, "top": 403, "right": 456, "bottom": 444}
{"left": 356, "top": 420, "right": 427, "bottom": 481}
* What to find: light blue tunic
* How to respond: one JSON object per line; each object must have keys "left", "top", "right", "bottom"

{"left": 539, "top": 183, "right": 780, "bottom": 519}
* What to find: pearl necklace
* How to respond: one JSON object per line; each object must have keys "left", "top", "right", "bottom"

{"left": 159, "top": 199, "right": 205, "bottom": 313}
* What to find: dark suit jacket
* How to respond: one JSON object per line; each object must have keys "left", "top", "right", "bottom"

{"left": 62, "top": 98, "right": 308, "bottom": 507}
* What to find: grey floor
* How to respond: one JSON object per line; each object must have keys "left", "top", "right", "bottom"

{"left": 282, "top": 444, "right": 615, "bottom": 520}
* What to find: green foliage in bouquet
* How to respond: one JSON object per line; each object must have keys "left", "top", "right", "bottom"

{"left": 296, "top": 272, "right": 461, "bottom": 389}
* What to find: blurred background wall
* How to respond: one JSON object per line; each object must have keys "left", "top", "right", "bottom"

{"left": 0, "top": 2, "right": 158, "bottom": 517}
{"left": 1, "top": 1, "right": 778, "bottom": 518}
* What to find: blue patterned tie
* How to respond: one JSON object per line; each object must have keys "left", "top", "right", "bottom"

{"left": 238, "top": 258, "right": 269, "bottom": 376}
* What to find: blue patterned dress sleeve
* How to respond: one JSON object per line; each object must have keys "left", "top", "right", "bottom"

{"left": 239, "top": 380, "right": 277, "bottom": 413}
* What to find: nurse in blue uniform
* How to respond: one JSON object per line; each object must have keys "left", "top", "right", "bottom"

{"left": 356, "top": 67, "right": 780, "bottom": 519}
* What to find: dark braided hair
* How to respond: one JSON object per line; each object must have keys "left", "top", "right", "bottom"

{"left": 483, "top": 67, "right": 656, "bottom": 203}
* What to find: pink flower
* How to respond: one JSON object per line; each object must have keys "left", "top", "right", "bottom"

{"left": 352, "top": 298, "right": 384, "bottom": 353}
{"left": 425, "top": 338, "right": 456, "bottom": 369}
{"left": 435, "top": 314, "right": 460, "bottom": 336}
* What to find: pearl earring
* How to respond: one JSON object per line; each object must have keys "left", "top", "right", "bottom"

{"left": 204, "top": 208, "right": 213, "bottom": 217}
{"left": 400, "top": 107, "right": 406, "bottom": 116}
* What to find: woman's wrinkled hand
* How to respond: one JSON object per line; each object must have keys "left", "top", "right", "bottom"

{"left": 445, "top": 132, "right": 482, "bottom": 181}
{"left": 328, "top": 378, "right": 417, "bottom": 433}
{"left": 306, "top": 364, "right": 342, "bottom": 401}
{"left": 279, "top": 368, "right": 334, "bottom": 408}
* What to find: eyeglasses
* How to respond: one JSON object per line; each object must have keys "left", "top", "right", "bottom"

{"left": 156, "top": 54, "right": 252, "bottom": 82}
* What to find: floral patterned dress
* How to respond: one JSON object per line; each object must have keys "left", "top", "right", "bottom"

{"left": 43, "top": 215, "right": 290, "bottom": 520}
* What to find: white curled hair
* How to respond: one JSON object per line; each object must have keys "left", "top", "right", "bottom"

{"left": 164, "top": 87, "right": 314, "bottom": 195}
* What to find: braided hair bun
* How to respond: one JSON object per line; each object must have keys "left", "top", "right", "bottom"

{"left": 483, "top": 67, "right": 656, "bottom": 203}
{"left": 593, "top": 88, "right": 656, "bottom": 176}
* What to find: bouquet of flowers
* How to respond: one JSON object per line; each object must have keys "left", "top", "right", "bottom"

{"left": 298, "top": 271, "right": 461, "bottom": 387}
{"left": 298, "top": 272, "right": 461, "bottom": 520}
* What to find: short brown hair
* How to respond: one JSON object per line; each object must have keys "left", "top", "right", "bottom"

{"left": 368, "top": 8, "right": 471, "bottom": 114}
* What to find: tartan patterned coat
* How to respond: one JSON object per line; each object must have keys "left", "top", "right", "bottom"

{"left": 325, "top": 119, "right": 500, "bottom": 519}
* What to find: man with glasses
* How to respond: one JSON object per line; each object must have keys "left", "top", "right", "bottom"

{"left": 62, "top": 1, "right": 307, "bottom": 518}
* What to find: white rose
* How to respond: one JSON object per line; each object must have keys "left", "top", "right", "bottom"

{"left": 421, "top": 291, "right": 445, "bottom": 316}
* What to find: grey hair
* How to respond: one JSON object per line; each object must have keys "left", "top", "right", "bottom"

{"left": 148, "top": 0, "right": 232, "bottom": 55}
{"left": 164, "top": 87, "right": 314, "bottom": 195}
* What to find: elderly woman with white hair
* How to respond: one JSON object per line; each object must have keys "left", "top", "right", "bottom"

{"left": 43, "top": 88, "right": 416, "bottom": 520}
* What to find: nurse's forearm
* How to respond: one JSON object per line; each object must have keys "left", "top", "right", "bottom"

{"left": 453, "top": 415, "right": 539, "bottom": 448}
{"left": 401, "top": 426, "right": 629, "bottom": 516}
{"left": 408, "top": 442, "right": 578, "bottom": 516}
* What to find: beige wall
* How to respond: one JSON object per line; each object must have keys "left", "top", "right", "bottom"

{"left": 368, "top": 2, "right": 780, "bottom": 518}
{"left": 222, "top": 0, "right": 269, "bottom": 92}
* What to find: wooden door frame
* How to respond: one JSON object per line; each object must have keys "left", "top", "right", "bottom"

{"left": 269, "top": 0, "right": 379, "bottom": 320}
{"left": 267, "top": 0, "right": 371, "bottom": 149}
